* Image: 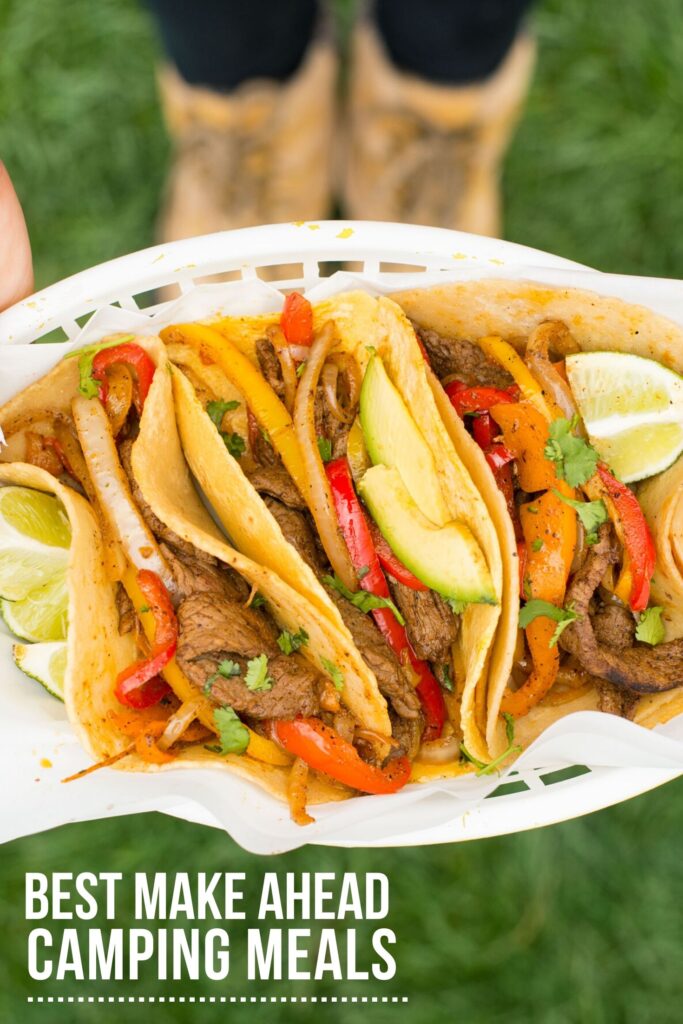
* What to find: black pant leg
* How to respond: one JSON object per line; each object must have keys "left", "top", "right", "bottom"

{"left": 374, "top": 0, "right": 535, "bottom": 85}
{"left": 146, "top": 0, "right": 319, "bottom": 91}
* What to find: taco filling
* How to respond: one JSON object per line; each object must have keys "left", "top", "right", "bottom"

{"left": 415, "top": 317, "right": 683, "bottom": 724}
{"left": 0, "top": 335, "right": 415, "bottom": 823}
{"left": 162, "top": 292, "right": 499, "bottom": 770}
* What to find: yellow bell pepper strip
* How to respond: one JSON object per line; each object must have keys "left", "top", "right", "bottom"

{"left": 160, "top": 322, "right": 308, "bottom": 498}
{"left": 122, "top": 566, "right": 291, "bottom": 766}
{"left": 501, "top": 488, "right": 577, "bottom": 717}
{"left": 477, "top": 335, "right": 558, "bottom": 421}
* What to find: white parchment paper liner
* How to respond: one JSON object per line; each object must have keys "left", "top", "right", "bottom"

{"left": 3, "top": 264, "right": 683, "bottom": 854}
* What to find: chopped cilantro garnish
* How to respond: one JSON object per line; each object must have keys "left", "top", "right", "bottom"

{"left": 317, "top": 436, "right": 333, "bottom": 463}
{"left": 635, "top": 606, "right": 665, "bottom": 646}
{"left": 277, "top": 627, "right": 309, "bottom": 655}
{"left": 207, "top": 706, "right": 249, "bottom": 755}
{"left": 460, "top": 712, "right": 521, "bottom": 775}
{"left": 206, "top": 399, "right": 240, "bottom": 428}
{"left": 244, "top": 654, "right": 273, "bottom": 692}
{"left": 446, "top": 597, "right": 468, "bottom": 615}
{"left": 296, "top": 361, "right": 307, "bottom": 378}
{"left": 204, "top": 659, "right": 241, "bottom": 694}
{"left": 523, "top": 575, "right": 532, "bottom": 600}
{"left": 357, "top": 565, "right": 370, "bottom": 581}
{"left": 205, "top": 399, "right": 245, "bottom": 459}
{"left": 531, "top": 539, "right": 543, "bottom": 552}
{"left": 323, "top": 573, "right": 405, "bottom": 625}
{"left": 321, "top": 657, "right": 344, "bottom": 692}
{"left": 553, "top": 489, "right": 608, "bottom": 545}
{"left": 440, "top": 663, "right": 454, "bottom": 692}
{"left": 251, "top": 593, "right": 266, "bottom": 609}
{"left": 526, "top": 505, "right": 539, "bottom": 515}
{"left": 138, "top": 604, "right": 150, "bottom": 614}
{"left": 519, "top": 598, "right": 579, "bottom": 647}
{"left": 544, "top": 416, "right": 599, "bottom": 487}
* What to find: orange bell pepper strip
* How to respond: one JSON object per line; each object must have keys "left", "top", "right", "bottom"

{"left": 490, "top": 401, "right": 564, "bottom": 494}
{"left": 160, "top": 322, "right": 308, "bottom": 498}
{"left": 501, "top": 487, "right": 577, "bottom": 717}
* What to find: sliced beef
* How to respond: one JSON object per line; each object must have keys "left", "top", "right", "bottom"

{"left": 560, "top": 526, "right": 683, "bottom": 693}
{"left": 176, "top": 592, "right": 321, "bottom": 719}
{"left": 315, "top": 385, "right": 353, "bottom": 461}
{"left": 390, "top": 709, "right": 424, "bottom": 760}
{"left": 256, "top": 337, "right": 285, "bottom": 401}
{"left": 262, "top": 496, "right": 325, "bottom": 572}
{"left": 248, "top": 464, "right": 307, "bottom": 510}
{"left": 415, "top": 326, "right": 513, "bottom": 388}
{"left": 597, "top": 682, "right": 638, "bottom": 719}
{"left": 116, "top": 583, "right": 136, "bottom": 635}
{"left": 592, "top": 603, "right": 636, "bottom": 650}
{"left": 325, "top": 587, "right": 421, "bottom": 719}
{"left": 160, "top": 543, "right": 249, "bottom": 605}
{"left": 388, "top": 579, "right": 459, "bottom": 663}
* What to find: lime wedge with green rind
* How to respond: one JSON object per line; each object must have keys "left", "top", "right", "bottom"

{"left": 1, "top": 571, "right": 69, "bottom": 642}
{"left": 0, "top": 487, "right": 70, "bottom": 547}
{"left": 565, "top": 351, "right": 683, "bottom": 483}
{"left": 13, "top": 641, "right": 66, "bottom": 701}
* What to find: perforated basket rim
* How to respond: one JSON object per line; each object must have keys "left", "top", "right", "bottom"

{"left": 2, "top": 219, "right": 680, "bottom": 846}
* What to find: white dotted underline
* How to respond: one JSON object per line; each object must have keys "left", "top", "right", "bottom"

{"left": 27, "top": 995, "right": 409, "bottom": 1004}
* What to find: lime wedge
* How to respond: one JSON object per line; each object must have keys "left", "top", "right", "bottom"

{"left": 1, "top": 571, "right": 69, "bottom": 642}
{"left": 0, "top": 487, "right": 70, "bottom": 547}
{"left": 13, "top": 641, "right": 66, "bottom": 700}
{"left": 0, "top": 487, "right": 71, "bottom": 600}
{"left": 565, "top": 351, "right": 683, "bottom": 483}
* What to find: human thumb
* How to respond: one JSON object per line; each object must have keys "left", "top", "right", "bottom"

{"left": 0, "top": 161, "right": 33, "bottom": 312}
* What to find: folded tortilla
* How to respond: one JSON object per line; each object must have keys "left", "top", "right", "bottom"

{"left": 393, "top": 279, "right": 683, "bottom": 753}
{"left": 164, "top": 291, "right": 504, "bottom": 764}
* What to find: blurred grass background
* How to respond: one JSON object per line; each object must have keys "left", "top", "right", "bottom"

{"left": 1, "top": 0, "right": 683, "bottom": 1021}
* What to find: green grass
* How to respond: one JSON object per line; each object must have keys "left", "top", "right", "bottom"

{"left": 2, "top": 0, "right": 683, "bottom": 1021}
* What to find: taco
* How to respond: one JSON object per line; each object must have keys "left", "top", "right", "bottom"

{"left": 159, "top": 289, "right": 506, "bottom": 772}
{"left": 393, "top": 278, "right": 683, "bottom": 756}
{"left": 0, "top": 333, "right": 426, "bottom": 823}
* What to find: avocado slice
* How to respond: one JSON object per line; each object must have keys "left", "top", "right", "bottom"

{"left": 360, "top": 354, "right": 449, "bottom": 526}
{"left": 359, "top": 465, "right": 496, "bottom": 606}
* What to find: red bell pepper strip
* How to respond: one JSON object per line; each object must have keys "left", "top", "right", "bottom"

{"left": 280, "top": 291, "right": 313, "bottom": 346}
{"left": 445, "top": 383, "right": 519, "bottom": 418}
{"left": 367, "top": 518, "right": 428, "bottom": 592}
{"left": 325, "top": 457, "right": 446, "bottom": 739}
{"left": 274, "top": 718, "right": 411, "bottom": 794}
{"left": 92, "top": 343, "right": 156, "bottom": 414}
{"left": 115, "top": 570, "right": 175, "bottom": 709}
{"left": 596, "top": 463, "right": 655, "bottom": 612}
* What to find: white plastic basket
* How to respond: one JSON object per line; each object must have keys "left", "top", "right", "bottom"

{"left": 2, "top": 219, "right": 683, "bottom": 851}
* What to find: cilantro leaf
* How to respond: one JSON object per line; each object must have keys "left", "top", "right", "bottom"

{"left": 223, "top": 432, "right": 246, "bottom": 459}
{"left": 357, "top": 565, "right": 370, "bottom": 580}
{"left": 203, "top": 659, "right": 242, "bottom": 694}
{"left": 460, "top": 713, "right": 521, "bottom": 775}
{"left": 553, "top": 489, "right": 608, "bottom": 545}
{"left": 440, "top": 663, "right": 454, "bottom": 692}
{"left": 277, "top": 627, "right": 309, "bottom": 655}
{"left": 635, "top": 606, "right": 665, "bottom": 646}
{"left": 321, "top": 657, "right": 345, "bottom": 692}
{"left": 531, "top": 539, "right": 543, "bottom": 552}
{"left": 323, "top": 574, "right": 405, "bottom": 625}
{"left": 139, "top": 604, "right": 150, "bottom": 614}
{"left": 250, "top": 592, "right": 266, "bottom": 609}
{"left": 206, "top": 399, "right": 240, "bottom": 429}
{"left": 317, "top": 436, "right": 333, "bottom": 463}
{"left": 519, "top": 598, "right": 579, "bottom": 647}
{"left": 296, "top": 361, "right": 307, "bottom": 378}
{"left": 446, "top": 597, "right": 469, "bottom": 615}
{"left": 544, "top": 416, "right": 599, "bottom": 487}
{"left": 244, "top": 654, "right": 273, "bottom": 692}
{"left": 209, "top": 706, "right": 249, "bottom": 755}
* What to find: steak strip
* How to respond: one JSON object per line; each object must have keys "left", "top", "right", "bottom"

{"left": 388, "top": 578, "right": 458, "bottom": 663}
{"left": 415, "top": 326, "right": 513, "bottom": 388}
{"left": 560, "top": 526, "right": 683, "bottom": 693}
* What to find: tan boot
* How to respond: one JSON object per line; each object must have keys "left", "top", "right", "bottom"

{"left": 343, "top": 23, "right": 536, "bottom": 237}
{"left": 157, "top": 38, "right": 337, "bottom": 244}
